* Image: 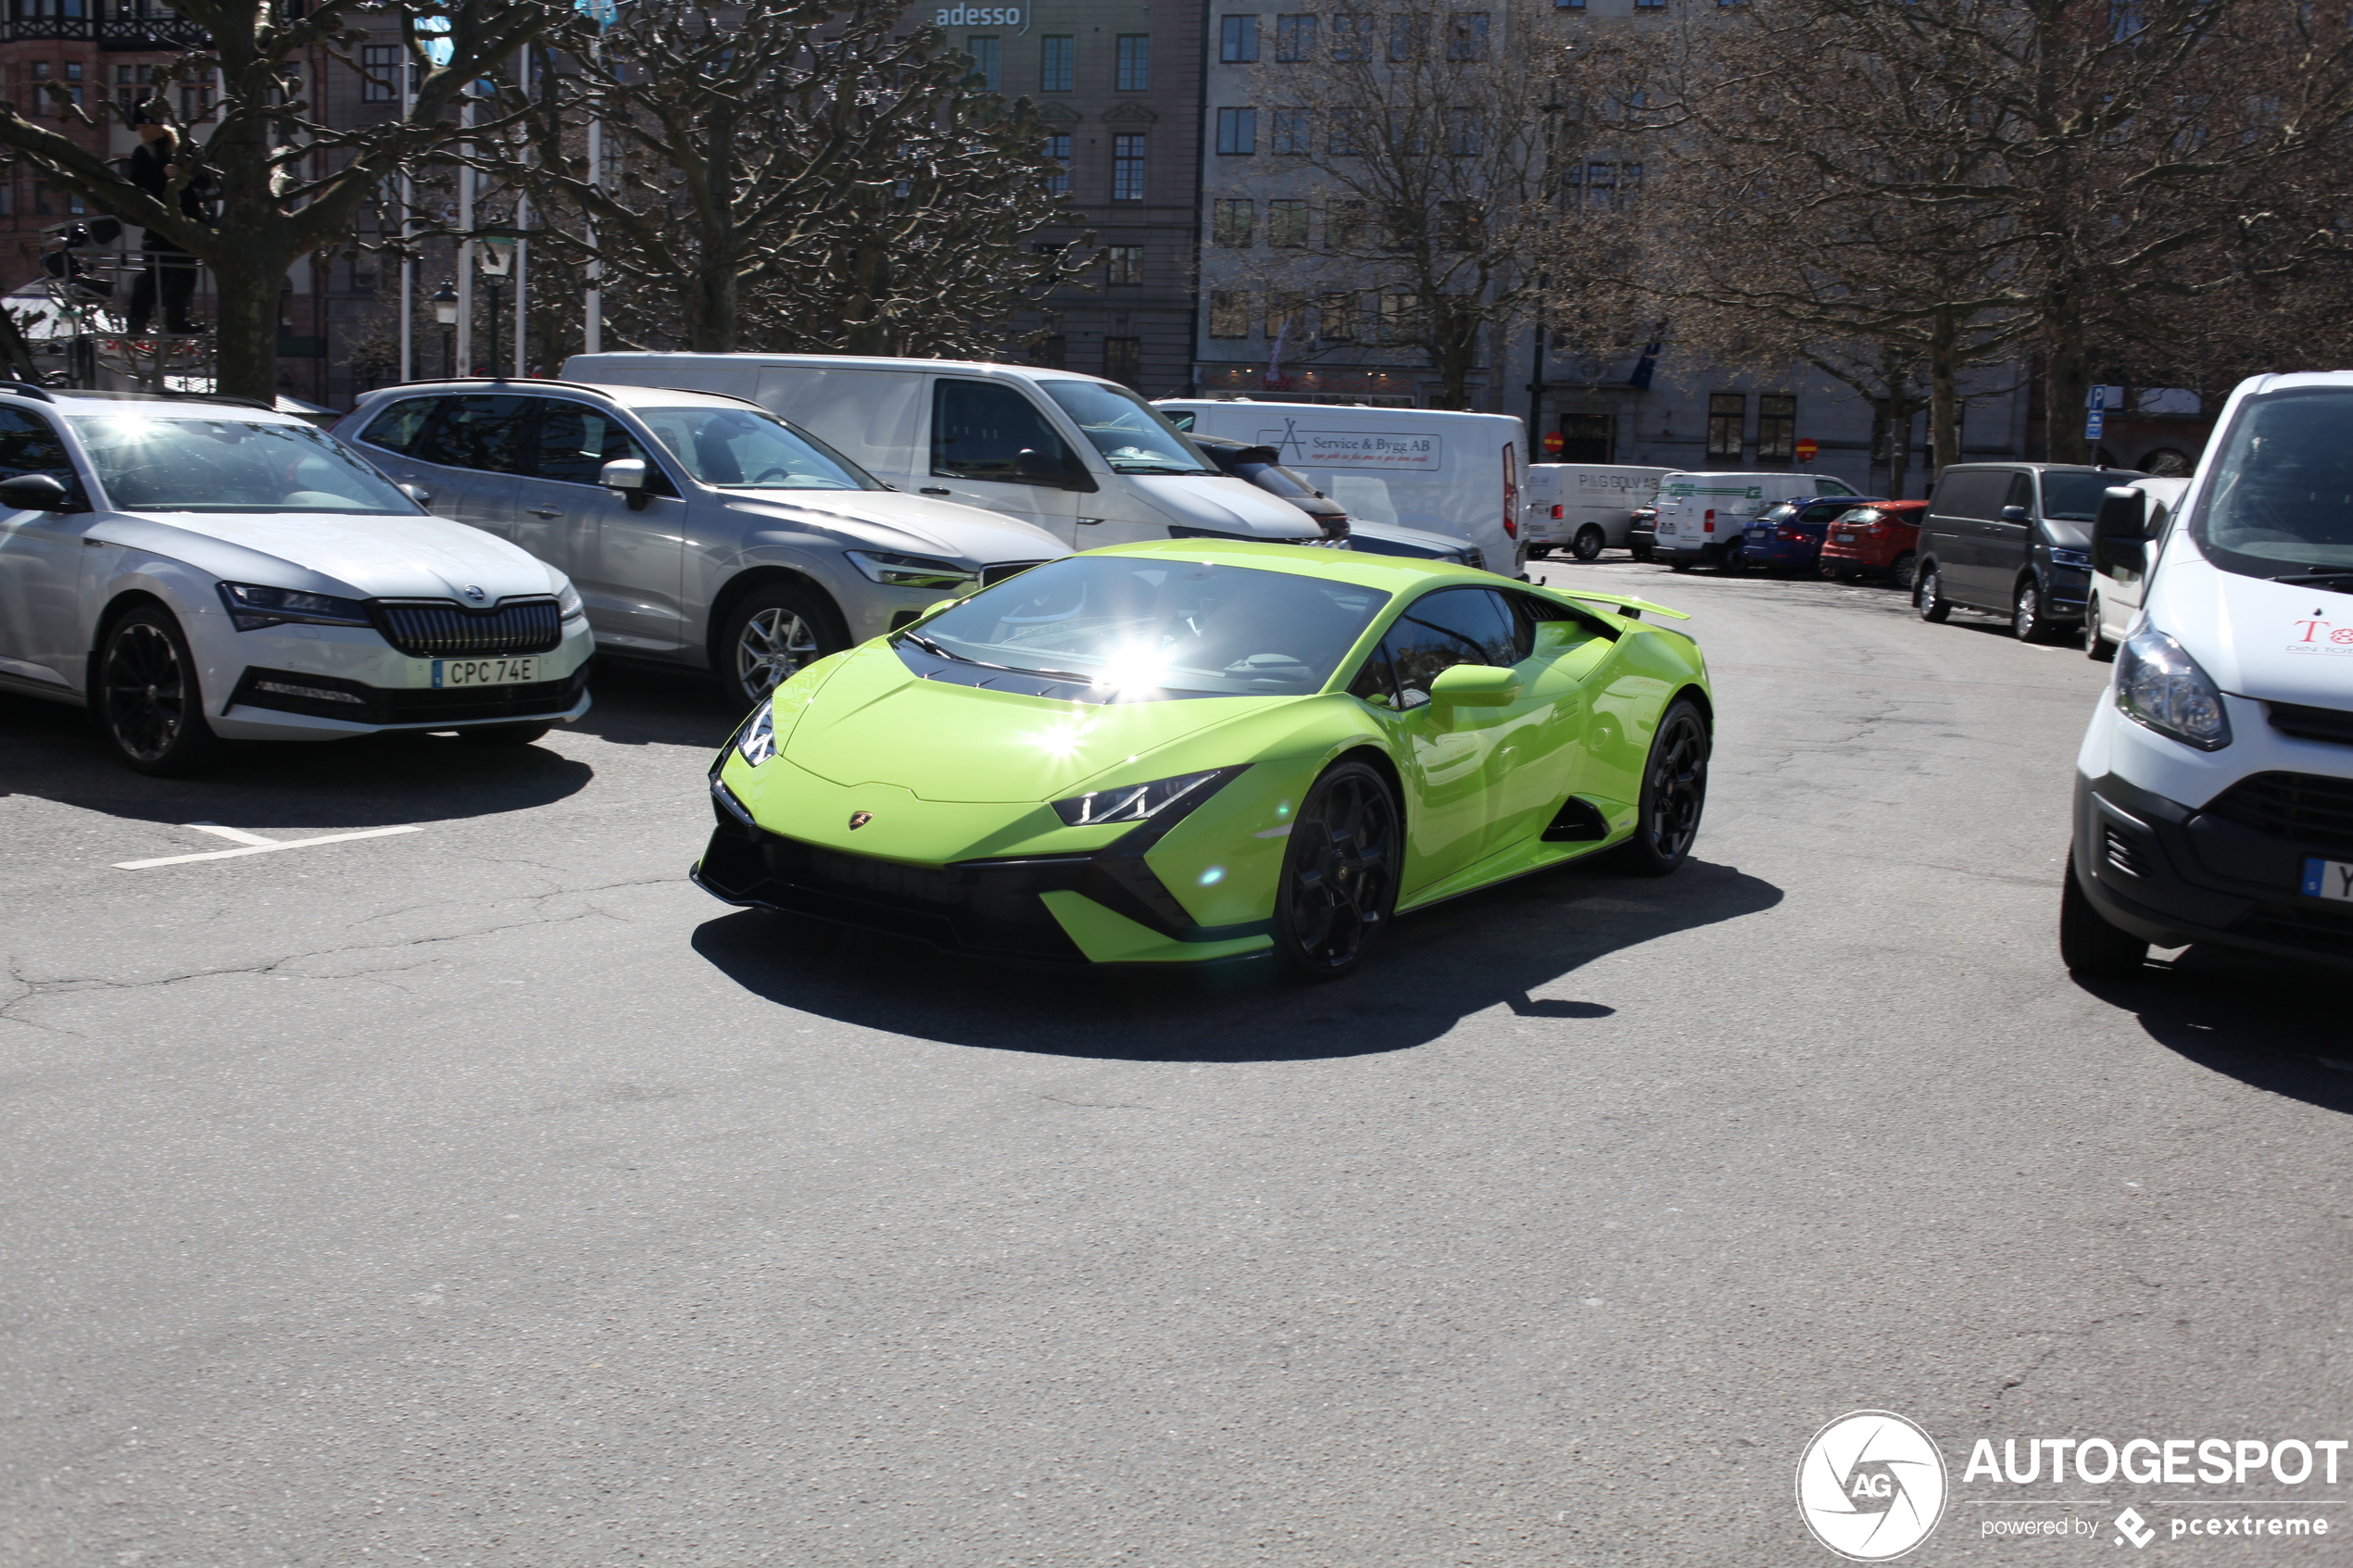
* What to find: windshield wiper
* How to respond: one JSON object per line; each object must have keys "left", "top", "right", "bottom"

{"left": 896, "top": 631, "right": 1100, "bottom": 684}
{"left": 2269, "top": 569, "right": 2353, "bottom": 589}
{"left": 897, "top": 629, "right": 955, "bottom": 659}
{"left": 1114, "top": 464, "right": 1214, "bottom": 475}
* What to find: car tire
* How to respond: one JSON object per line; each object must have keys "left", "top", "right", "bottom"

{"left": 2014, "top": 576, "right": 2057, "bottom": 643}
{"left": 1571, "top": 524, "right": 1606, "bottom": 562}
{"left": 2083, "top": 596, "right": 2117, "bottom": 662}
{"left": 1719, "top": 544, "right": 1747, "bottom": 576}
{"left": 1668, "top": 559, "right": 1692, "bottom": 572}
{"left": 96, "top": 603, "right": 225, "bottom": 777}
{"left": 1916, "top": 564, "right": 1951, "bottom": 622}
{"left": 1631, "top": 544, "right": 1653, "bottom": 562}
{"left": 2059, "top": 849, "right": 2147, "bottom": 976}
{"left": 1888, "top": 550, "right": 1918, "bottom": 592}
{"left": 1611, "top": 698, "right": 1710, "bottom": 877}
{"left": 1272, "top": 758, "right": 1402, "bottom": 983}
{"left": 720, "top": 582, "right": 842, "bottom": 714}
{"left": 459, "top": 721, "right": 553, "bottom": 746}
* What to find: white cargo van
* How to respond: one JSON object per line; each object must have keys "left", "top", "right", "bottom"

{"left": 2082, "top": 474, "right": 2191, "bottom": 661}
{"left": 2060, "top": 371, "right": 2353, "bottom": 977}
{"left": 1523, "top": 463, "right": 1673, "bottom": 560}
{"left": 560, "top": 354, "right": 1327, "bottom": 551}
{"left": 1653, "top": 470, "right": 1862, "bottom": 570}
{"left": 1156, "top": 399, "right": 1529, "bottom": 576}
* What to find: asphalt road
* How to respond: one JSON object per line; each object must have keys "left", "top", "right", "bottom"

{"left": 4, "top": 559, "right": 2347, "bottom": 1568}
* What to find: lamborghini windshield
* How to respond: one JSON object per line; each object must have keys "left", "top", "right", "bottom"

{"left": 908, "top": 555, "right": 1389, "bottom": 696}
{"left": 2191, "top": 387, "right": 2353, "bottom": 575}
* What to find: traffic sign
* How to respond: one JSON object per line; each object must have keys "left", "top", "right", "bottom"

{"left": 1542, "top": 430, "right": 1565, "bottom": 456}
{"left": 1794, "top": 437, "right": 1818, "bottom": 462}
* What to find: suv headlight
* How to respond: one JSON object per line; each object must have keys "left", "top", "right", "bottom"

{"left": 736, "top": 697, "right": 777, "bottom": 767}
{"left": 217, "top": 581, "right": 372, "bottom": 632}
{"left": 557, "top": 580, "right": 585, "bottom": 623}
{"left": 845, "top": 550, "right": 978, "bottom": 591}
{"left": 1053, "top": 768, "right": 1230, "bottom": 826}
{"left": 2116, "top": 626, "right": 2232, "bottom": 751}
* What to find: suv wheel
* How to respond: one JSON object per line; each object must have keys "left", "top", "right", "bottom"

{"left": 720, "top": 582, "right": 842, "bottom": 714}
{"left": 2013, "top": 576, "right": 2056, "bottom": 643}
{"left": 1571, "top": 524, "right": 1606, "bottom": 562}
{"left": 1916, "top": 565, "right": 1951, "bottom": 622}
{"left": 98, "top": 604, "right": 225, "bottom": 776}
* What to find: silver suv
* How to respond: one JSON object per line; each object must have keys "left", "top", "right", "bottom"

{"left": 336, "top": 380, "right": 1070, "bottom": 712}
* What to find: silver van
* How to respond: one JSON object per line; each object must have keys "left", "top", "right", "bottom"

{"left": 335, "top": 379, "right": 1070, "bottom": 712}
{"left": 562, "top": 354, "right": 1330, "bottom": 551}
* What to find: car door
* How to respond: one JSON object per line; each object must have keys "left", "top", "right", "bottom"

{"left": 922, "top": 377, "right": 1086, "bottom": 541}
{"left": 1982, "top": 470, "right": 2036, "bottom": 605}
{"left": 0, "top": 406, "right": 97, "bottom": 687}
{"left": 1927, "top": 470, "right": 1996, "bottom": 605}
{"left": 513, "top": 397, "right": 689, "bottom": 652}
{"left": 1483, "top": 591, "right": 1623, "bottom": 854}
{"left": 406, "top": 394, "right": 531, "bottom": 539}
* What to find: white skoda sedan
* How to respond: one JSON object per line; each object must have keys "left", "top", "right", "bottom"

{"left": 0, "top": 386, "right": 594, "bottom": 774}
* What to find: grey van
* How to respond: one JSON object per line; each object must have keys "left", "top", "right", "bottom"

{"left": 1915, "top": 463, "right": 2146, "bottom": 641}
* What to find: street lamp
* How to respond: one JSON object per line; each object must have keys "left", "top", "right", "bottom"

{"left": 481, "top": 275, "right": 504, "bottom": 380}
{"left": 432, "top": 281, "right": 459, "bottom": 379}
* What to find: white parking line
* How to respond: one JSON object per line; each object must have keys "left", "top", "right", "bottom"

{"left": 115, "top": 822, "right": 423, "bottom": 871}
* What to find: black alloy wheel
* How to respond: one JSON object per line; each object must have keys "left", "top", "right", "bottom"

{"left": 1888, "top": 550, "right": 1918, "bottom": 592}
{"left": 1273, "top": 759, "right": 1402, "bottom": 982}
{"left": 1719, "top": 541, "right": 1748, "bottom": 576}
{"left": 98, "top": 604, "right": 223, "bottom": 776}
{"left": 1613, "top": 698, "right": 1710, "bottom": 876}
{"left": 720, "top": 582, "right": 842, "bottom": 714}
{"left": 2083, "top": 596, "right": 2117, "bottom": 662}
{"left": 2058, "top": 849, "right": 2148, "bottom": 976}
{"left": 1571, "top": 524, "right": 1607, "bottom": 562}
{"left": 1916, "top": 565, "right": 1951, "bottom": 622}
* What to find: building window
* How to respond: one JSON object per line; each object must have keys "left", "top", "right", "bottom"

{"left": 1265, "top": 294, "right": 1305, "bottom": 341}
{"left": 1558, "top": 413, "right": 1614, "bottom": 463}
{"left": 31, "top": 181, "right": 50, "bottom": 216}
{"left": 1389, "top": 13, "right": 1427, "bottom": 60}
{"left": 63, "top": 62, "right": 82, "bottom": 82}
{"left": 181, "top": 83, "right": 212, "bottom": 120}
{"left": 965, "top": 36, "right": 1000, "bottom": 92}
{"left": 1634, "top": 0, "right": 1665, "bottom": 9}
{"left": 1112, "top": 133, "right": 1147, "bottom": 200}
{"left": 1213, "top": 197, "right": 1254, "bottom": 246}
{"left": 1556, "top": 0, "right": 1586, "bottom": 8}
{"left": 1105, "top": 244, "right": 1143, "bottom": 284}
{"left": 1439, "top": 200, "right": 1478, "bottom": 249}
{"left": 362, "top": 44, "right": 397, "bottom": 103}
{"left": 1032, "top": 334, "right": 1067, "bottom": 370}
{"left": 1756, "top": 394, "right": 1796, "bottom": 461}
{"left": 1268, "top": 198, "right": 1309, "bottom": 246}
{"left": 1327, "top": 198, "right": 1367, "bottom": 248}
{"left": 1317, "top": 292, "right": 1356, "bottom": 342}
{"left": 1044, "top": 132, "right": 1071, "bottom": 195}
{"left": 1103, "top": 336, "right": 1143, "bottom": 387}
{"left": 1209, "top": 290, "right": 1251, "bottom": 338}
{"left": 1215, "top": 107, "right": 1257, "bottom": 156}
{"left": 1039, "top": 34, "right": 1074, "bottom": 92}
{"left": 0, "top": 183, "right": 12, "bottom": 218}
{"left": 1328, "top": 108, "right": 1365, "bottom": 156}
{"left": 1276, "top": 14, "right": 1317, "bottom": 58}
{"left": 30, "top": 62, "right": 48, "bottom": 81}
{"left": 1332, "top": 12, "right": 1369, "bottom": 60}
{"left": 1271, "top": 108, "right": 1310, "bottom": 155}
{"left": 1567, "top": 161, "right": 1642, "bottom": 210}
{"left": 1447, "top": 11, "right": 1490, "bottom": 58}
{"left": 1706, "top": 394, "right": 1746, "bottom": 460}
{"left": 1446, "top": 107, "right": 1483, "bottom": 156}
{"left": 1115, "top": 33, "right": 1151, "bottom": 92}
{"left": 1221, "top": 14, "right": 1260, "bottom": 62}
{"left": 1378, "top": 293, "right": 1420, "bottom": 344}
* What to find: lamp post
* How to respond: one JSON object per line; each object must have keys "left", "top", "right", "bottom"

{"left": 432, "top": 281, "right": 458, "bottom": 378}
{"left": 482, "top": 276, "right": 504, "bottom": 379}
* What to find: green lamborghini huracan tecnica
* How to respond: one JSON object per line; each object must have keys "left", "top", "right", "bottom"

{"left": 694, "top": 540, "right": 1714, "bottom": 979}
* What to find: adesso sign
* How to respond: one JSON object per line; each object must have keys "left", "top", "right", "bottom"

{"left": 936, "top": 6, "right": 1026, "bottom": 27}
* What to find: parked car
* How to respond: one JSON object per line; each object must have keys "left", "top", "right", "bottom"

{"left": 1523, "top": 463, "right": 1671, "bottom": 561}
{"left": 0, "top": 384, "right": 595, "bottom": 774}
{"left": 1188, "top": 432, "right": 1487, "bottom": 570}
{"left": 1627, "top": 504, "right": 1659, "bottom": 561}
{"left": 1158, "top": 398, "right": 1529, "bottom": 577}
{"left": 563, "top": 354, "right": 1327, "bottom": 554}
{"left": 1914, "top": 461, "right": 2145, "bottom": 641}
{"left": 1817, "top": 500, "right": 1929, "bottom": 587}
{"left": 1654, "top": 471, "right": 1865, "bottom": 570}
{"left": 2060, "top": 371, "right": 2353, "bottom": 976}
{"left": 1736, "top": 494, "right": 1887, "bottom": 575}
{"left": 2082, "top": 476, "right": 2192, "bottom": 661}
{"left": 336, "top": 378, "right": 1072, "bottom": 713}
{"left": 698, "top": 540, "right": 1712, "bottom": 979}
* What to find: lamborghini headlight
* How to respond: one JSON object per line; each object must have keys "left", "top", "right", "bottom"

{"left": 736, "top": 697, "right": 777, "bottom": 767}
{"left": 1053, "top": 769, "right": 1226, "bottom": 826}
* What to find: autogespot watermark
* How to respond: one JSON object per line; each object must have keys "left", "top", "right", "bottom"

{"left": 1796, "top": 1411, "right": 2347, "bottom": 1557}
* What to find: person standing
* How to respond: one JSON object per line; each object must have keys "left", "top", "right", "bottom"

{"left": 122, "top": 107, "right": 206, "bottom": 335}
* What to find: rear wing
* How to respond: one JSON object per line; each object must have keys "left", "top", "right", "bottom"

{"left": 1555, "top": 588, "right": 1690, "bottom": 622}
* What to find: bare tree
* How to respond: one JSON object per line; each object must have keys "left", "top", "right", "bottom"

{"left": 0, "top": 0, "right": 557, "bottom": 403}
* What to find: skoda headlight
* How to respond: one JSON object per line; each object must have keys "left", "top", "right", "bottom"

{"left": 736, "top": 697, "right": 778, "bottom": 767}
{"left": 2115, "top": 626, "right": 2232, "bottom": 751}
{"left": 216, "top": 581, "right": 372, "bottom": 632}
{"left": 845, "top": 550, "right": 979, "bottom": 591}
{"left": 557, "top": 579, "right": 585, "bottom": 624}
{"left": 1053, "top": 768, "right": 1227, "bottom": 827}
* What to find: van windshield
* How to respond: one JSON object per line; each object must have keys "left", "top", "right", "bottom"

{"left": 635, "top": 407, "right": 881, "bottom": 491}
{"left": 2040, "top": 471, "right": 2124, "bottom": 522}
{"left": 1038, "top": 382, "right": 1219, "bottom": 475}
{"left": 2191, "top": 388, "right": 2353, "bottom": 575}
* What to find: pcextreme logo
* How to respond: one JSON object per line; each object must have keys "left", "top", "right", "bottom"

{"left": 1797, "top": 1411, "right": 1951, "bottom": 1561}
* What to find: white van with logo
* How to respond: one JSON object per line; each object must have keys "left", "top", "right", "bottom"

{"left": 1654, "top": 470, "right": 1861, "bottom": 570}
{"left": 562, "top": 354, "right": 1327, "bottom": 553}
{"left": 1523, "top": 463, "right": 1672, "bottom": 560}
{"left": 2082, "top": 474, "right": 2191, "bottom": 661}
{"left": 1156, "top": 399, "right": 1529, "bottom": 576}
{"left": 2061, "top": 371, "right": 2353, "bottom": 977}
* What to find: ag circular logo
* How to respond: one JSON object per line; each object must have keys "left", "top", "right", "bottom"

{"left": 1795, "top": 1410, "right": 1948, "bottom": 1561}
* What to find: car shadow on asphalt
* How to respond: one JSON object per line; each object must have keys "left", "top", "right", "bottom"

{"left": 0, "top": 690, "right": 594, "bottom": 830}
{"left": 2074, "top": 950, "right": 2353, "bottom": 1115}
{"left": 690, "top": 854, "right": 1784, "bottom": 1061}
{"left": 560, "top": 659, "right": 749, "bottom": 750}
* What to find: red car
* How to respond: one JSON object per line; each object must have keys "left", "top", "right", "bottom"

{"left": 1817, "top": 500, "right": 1928, "bottom": 588}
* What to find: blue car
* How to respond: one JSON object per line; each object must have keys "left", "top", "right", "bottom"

{"left": 1733, "top": 495, "right": 1887, "bottom": 574}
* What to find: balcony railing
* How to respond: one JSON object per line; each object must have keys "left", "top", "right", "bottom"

{"left": 0, "top": 15, "right": 210, "bottom": 48}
